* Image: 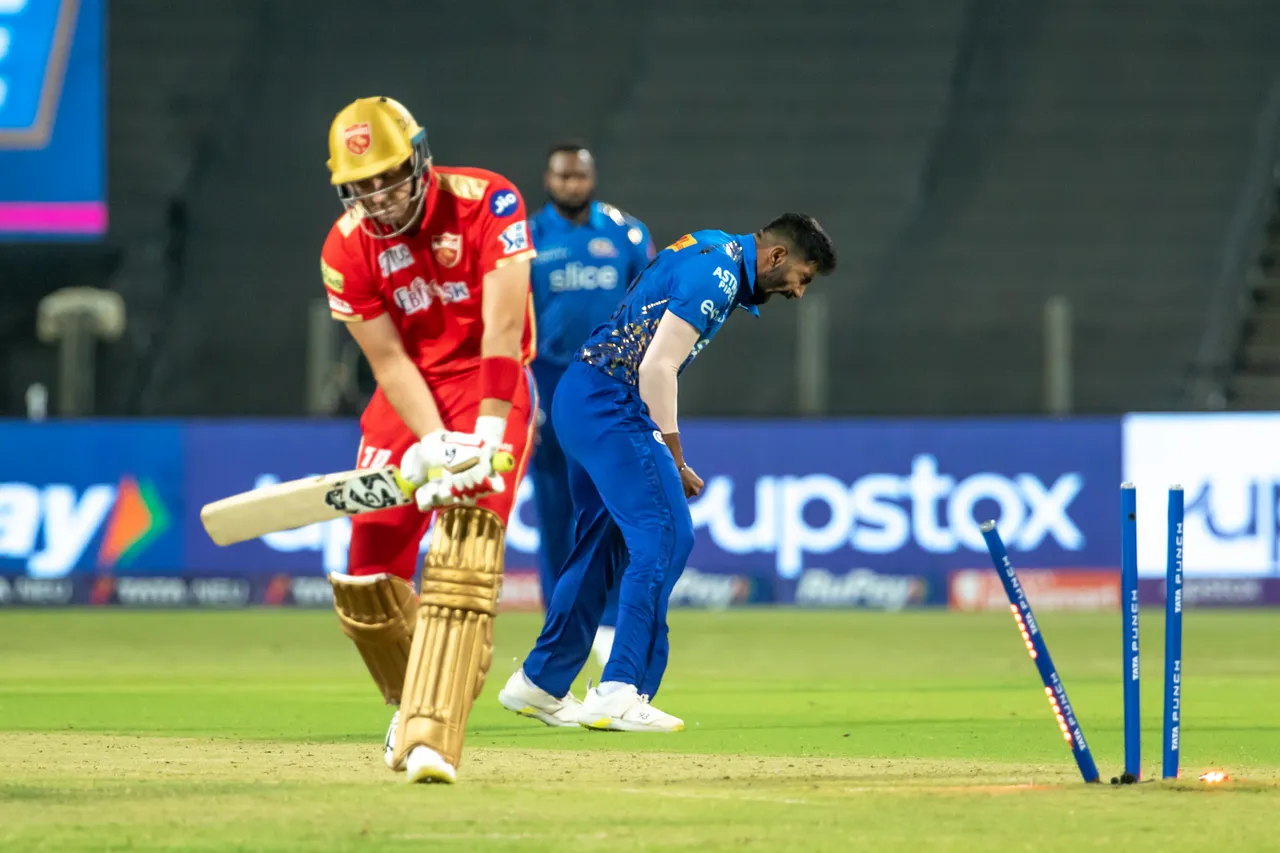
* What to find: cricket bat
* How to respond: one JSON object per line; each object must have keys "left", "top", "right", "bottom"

{"left": 200, "top": 451, "right": 515, "bottom": 546}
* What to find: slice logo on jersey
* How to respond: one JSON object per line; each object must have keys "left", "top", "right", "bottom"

{"left": 667, "top": 234, "right": 696, "bottom": 252}
{"left": 490, "top": 190, "right": 519, "bottom": 218}
{"left": 499, "top": 220, "right": 529, "bottom": 255}
{"left": 393, "top": 277, "right": 471, "bottom": 315}
{"left": 321, "top": 259, "right": 345, "bottom": 292}
{"left": 549, "top": 263, "right": 619, "bottom": 292}
{"left": 378, "top": 244, "right": 414, "bottom": 276}
{"left": 588, "top": 238, "right": 618, "bottom": 258}
{"left": 431, "top": 232, "right": 462, "bottom": 268}
{"left": 328, "top": 294, "right": 354, "bottom": 315}
{"left": 343, "top": 122, "right": 371, "bottom": 155}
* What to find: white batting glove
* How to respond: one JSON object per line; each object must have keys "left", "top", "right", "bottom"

{"left": 413, "top": 468, "right": 507, "bottom": 511}
{"left": 403, "top": 417, "right": 510, "bottom": 510}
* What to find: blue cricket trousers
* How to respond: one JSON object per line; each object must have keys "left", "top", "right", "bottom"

{"left": 522, "top": 360, "right": 694, "bottom": 699}
{"left": 528, "top": 359, "right": 619, "bottom": 628}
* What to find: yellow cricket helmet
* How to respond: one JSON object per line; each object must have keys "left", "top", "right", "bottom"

{"left": 326, "top": 97, "right": 432, "bottom": 239}
{"left": 326, "top": 96, "right": 431, "bottom": 186}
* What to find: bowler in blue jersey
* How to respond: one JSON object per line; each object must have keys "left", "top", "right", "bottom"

{"left": 498, "top": 213, "right": 837, "bottom": 732}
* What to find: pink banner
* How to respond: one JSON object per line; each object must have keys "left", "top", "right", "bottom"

{"left": 0, "top": 202, "right": 107, "bottom": 234}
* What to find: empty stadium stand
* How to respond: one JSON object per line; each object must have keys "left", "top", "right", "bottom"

{"left": 10, "top": 0, "right": 1273, "bottom": 417}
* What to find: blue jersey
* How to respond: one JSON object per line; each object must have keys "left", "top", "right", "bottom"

{"left": 529, "top": 201, "right": 655, "bottom": 366}
{"left": 577, "top": 230, "right": 760, "bottom": 385}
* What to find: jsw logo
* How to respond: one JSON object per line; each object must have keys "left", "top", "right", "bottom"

{"left": 549, "top": 263, "right": 619, "bottom": 292}
{"left": 687, "top": 455, "right": 1084, "bottom": 578}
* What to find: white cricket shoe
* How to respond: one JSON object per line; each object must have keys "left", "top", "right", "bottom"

{"left": 592, "top": 626, "right": 616, "bottom": 667}
{"left": 497, "top": 670, "right": 585, "bottom": 727}
{"left": 405, "top": 745, "right": 457, "bottom": 784}
{"left": 578, "top": 683, "right": 684, "bottom": 732}
{"left": 384, "top": 709, "right": 404, "bottom": 770}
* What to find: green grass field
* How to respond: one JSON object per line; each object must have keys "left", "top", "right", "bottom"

{"left": 1, "top": 607, "right": 1278, "bottom": 852}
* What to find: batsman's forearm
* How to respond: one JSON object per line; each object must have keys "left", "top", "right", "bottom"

{"left": 373, "top": 357, "right": 445, "bottom": 440}
{"left": 478, "top": 397, "right": 513, "bottom": 421}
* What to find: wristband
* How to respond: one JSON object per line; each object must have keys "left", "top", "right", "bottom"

{"left": 481, "top": 355, "right": 522, "bottom": 402}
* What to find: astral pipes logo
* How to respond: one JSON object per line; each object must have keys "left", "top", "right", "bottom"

{"left": 0, "top": 476, "right": 170, "bottom": 576}
{"left": 688, "top": 455, "right": 1084, "bottom": 578}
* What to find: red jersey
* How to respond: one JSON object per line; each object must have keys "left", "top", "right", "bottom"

{"left": 320, "top": 166, "right": 537, "bottom": 378}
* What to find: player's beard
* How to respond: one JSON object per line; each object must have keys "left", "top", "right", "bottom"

{"left": 751, "top": 266, "right": 789, "bottom": 304}
{"left": 551, "top": 193, "right": 591, "bottom": 219}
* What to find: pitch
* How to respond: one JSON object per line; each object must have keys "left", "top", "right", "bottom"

{"left": 1, "top": 608, "right": 1277, "bottom": 851}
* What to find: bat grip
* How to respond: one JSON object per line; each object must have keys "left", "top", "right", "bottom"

{"left": 419, "top": 450, "right": 516, "bottom": 485}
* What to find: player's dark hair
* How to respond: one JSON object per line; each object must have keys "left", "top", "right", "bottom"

{"left": 546, "top": 139, "right": 590, "bottom": 163}
{"left": 763, "top": 213, "right": 837, "bottom": 275}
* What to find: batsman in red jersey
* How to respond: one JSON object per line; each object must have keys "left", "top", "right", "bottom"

{"left": 319, "top": 96, "right": 540, "bottom": 784}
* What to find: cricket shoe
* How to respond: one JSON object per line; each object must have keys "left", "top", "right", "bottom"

{"left": 578, "top": 683, "right": 684, "bottom": 732}
{"left": 405, "top": 745, "right": 457, "bottom": 785}
{"left": 591, "top": 626, "right": 616, "bottom": 667}
{"left": 384, "top": 709, "right": 404, "bottom": 771}
{"left": 497, "top": 670, "right": 585, "bottom": 727}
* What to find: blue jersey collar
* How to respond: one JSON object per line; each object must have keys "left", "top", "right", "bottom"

{"left": 737, "top": 233, "right": 760, "bottom": 317}
{"left": 537, "top": 201, "right": 609, "bottom": 232}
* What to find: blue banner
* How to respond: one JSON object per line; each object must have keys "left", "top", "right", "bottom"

{"left": 0, "top": 418, "right": 1124, "bottom": 591}
{"left": 0, "top": 0, "right": 106, "bottom": 238}
{"left": 680, "top": 419, "right": 1122, "bottom": 581}
{"left": 0, "top": 421, "right": 184, "bottom": 576}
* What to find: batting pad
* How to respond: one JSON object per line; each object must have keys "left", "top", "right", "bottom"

{"left": 394, "top": 507, "right": 504, "bottom": 771}
{"left": 329, "top": 572, "right": 418, "bottom": 705}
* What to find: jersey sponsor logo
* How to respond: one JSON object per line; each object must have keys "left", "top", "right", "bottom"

{"left": 628, "top": 226, "right": 646, "bottom": 247}
{"left": 489, "top": 189, "right": 519, "bottom": 217}
{"left": 532, "top": 246, "right": 569, "bottom": 264}
{"left": 667, "top": 234, "right": 696, "bottom": 252}
{"left": 328, "top": 294, "right": 354, "bottom": 315}
{"left": 377, "top": 244, "right": 414, "bottom": 276}
{"left": 700, "top": 299, "right": 726, "bottom": 322}
{"left": 343, "top": 122, "right": 371, "bottom": 156}
{"left": 321, "top": 259, "right": 344, "bottom": 292}
{"left": 499, "top": 220, "right": 529, "bottom": 255}
{"left": 587, "top": 238, "right": 618, "bottom": 258}
{"left": 431, "top": 232, "right": 462, "bottom": 268}
{"left": 713, "top": 266, "right": 738, "bottom": 296}
{"left": 548, "top": 263, "right": 619, "bottom": 292}
{"left": 393, "top": 277, "right": 470, "bottom": 315}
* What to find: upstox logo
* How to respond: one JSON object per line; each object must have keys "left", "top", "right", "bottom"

{"left": 688, "top": 455, "right": 1084, "bottom": 578}
{"left": 0, "top": 476, "right": 170, "bottom": 576}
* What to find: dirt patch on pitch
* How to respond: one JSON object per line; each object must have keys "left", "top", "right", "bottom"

{"left": 0, "top": 733, "right": 1078, "bottom": 792}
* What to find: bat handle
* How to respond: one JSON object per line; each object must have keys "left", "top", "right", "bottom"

{"left": 414, "top": 450, "right": 517, "bottom": 491}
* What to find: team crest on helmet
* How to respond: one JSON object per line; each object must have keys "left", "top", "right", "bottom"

{"left": 431, "top": 232, "right": 463, "bottom": 268}
{"left": 343, "top": 122, "right": 371, "bottom": 156}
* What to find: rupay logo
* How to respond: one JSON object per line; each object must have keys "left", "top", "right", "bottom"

{"left": 687, "top": 455, "right": 1083, "bottom": 578}
{"left": 0, "top": 476, "right": 170, "bottom": 576}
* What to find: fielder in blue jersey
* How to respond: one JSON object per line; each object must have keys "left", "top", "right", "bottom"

{"left": 498, "top": 214, "right": 837, "bottom": 731}
{"left": 527, "top": 142, "right": 655, "bottom": 666}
